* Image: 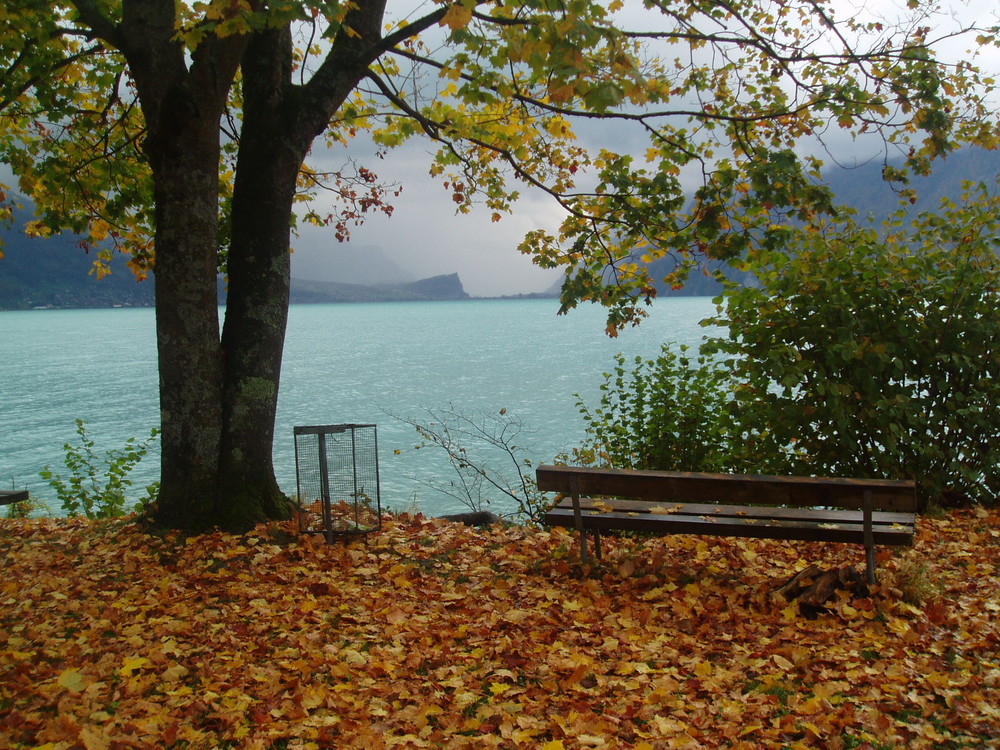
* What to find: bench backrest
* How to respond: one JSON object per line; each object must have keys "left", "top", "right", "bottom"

{"left": 535, "top": 465, "right": 917, "bottom": 512}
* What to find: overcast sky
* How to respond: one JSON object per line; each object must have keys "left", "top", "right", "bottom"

{"left": 290, "top": 135, "right": 569, "bottom": 297}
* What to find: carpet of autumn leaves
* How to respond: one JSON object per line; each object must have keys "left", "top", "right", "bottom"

{"left": 1, "top": 508, "right": 999, "bottom": 750}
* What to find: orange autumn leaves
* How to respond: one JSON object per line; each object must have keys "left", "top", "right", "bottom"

{"left": 1, "top": 508, "right": 998, "bottom": 749}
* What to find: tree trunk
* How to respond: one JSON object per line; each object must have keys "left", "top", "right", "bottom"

{"left": 150, "top": 142, "right": 224, "bottom": 528}
{"left": 215, "top": 27, "right": 301, "bottom": 530}
{"left": 215, "top": 137, "right": 298, "bottom": 529}
{"left": 214, "top": 16, "right": 393, "bottom": 530}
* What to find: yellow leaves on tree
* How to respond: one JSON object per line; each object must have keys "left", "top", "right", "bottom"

{"left": 1, "top": 508, "right": 999, "bottom": 748}
{"left": 440, "top": 3, "right": 474, "bottom": 31}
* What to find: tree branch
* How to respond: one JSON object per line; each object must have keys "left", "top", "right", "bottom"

{"left": 69, "top": 0, "right": 121, "bottom": 47}
{"left": 0, "top": 42, "right": 104, "bottom": 113}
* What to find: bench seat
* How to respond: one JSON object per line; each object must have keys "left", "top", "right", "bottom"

{"left": 537, "top": 465, "right": 917, "bottom": 582}
{"left": 0, "top": 489, "right": 29, "bottom": 506}
{"left": 544, "top": 497, "right": 916, "bottom": 546}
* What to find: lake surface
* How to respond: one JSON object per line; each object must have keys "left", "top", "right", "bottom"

{"left": 0, "top": 298, "right": 719, "bottom": 517}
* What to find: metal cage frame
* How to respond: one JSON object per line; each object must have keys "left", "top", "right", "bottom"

{"left": 293, "top": 423, "right": 382, "bottom": 542}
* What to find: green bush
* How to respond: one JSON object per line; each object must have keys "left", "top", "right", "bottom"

{"left": 572, "top": 345, "right": 742, "bottom": 473}
{"left": 572, "top": 183, "right": 999, "bottom": 510}
{"left": 707, "top": 184, "right": 1000, "bottom": 507}
{"left": 40, "top": 419, "right": 161, "bottom": 519}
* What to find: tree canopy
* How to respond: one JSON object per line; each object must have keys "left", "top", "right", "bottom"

{"left": 1, "top": 0, "right": 997, "bottom": 529}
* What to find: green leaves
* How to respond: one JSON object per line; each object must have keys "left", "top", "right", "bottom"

{"left": 4, "top": 0, "right": 998, "bottom": 328}
{"left": 711, "top": 181, "right": 1000, "bottom": 507}
{"left": 572, "top": 345, "right": 739, "bottom": 473}
{"left": 582, "top": 81, "right": 624, "bottom": 112}
{"left": 0, "top": 4, "right": 153, "bottom": 274}
{"left": 40, "top": 419, "right": 161, "bottom": 519}
{"left": 573, "top": 176, "right": 1000, "bottom": 510}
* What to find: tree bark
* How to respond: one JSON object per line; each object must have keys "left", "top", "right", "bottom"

{"left": 149, "top": 138, "right": 225, "bottom": 528}
{"left": 216, "top": 28, "right": 300, "bottom": 530}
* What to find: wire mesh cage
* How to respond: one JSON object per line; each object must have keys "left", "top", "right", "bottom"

{"left": 294, "top": 424, "right": 382, "bottom": 542}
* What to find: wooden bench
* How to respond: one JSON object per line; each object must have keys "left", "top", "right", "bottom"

{"left": 0, "top": 489, "right": 29, "bottom": 506}
{"left": 537, "top": 465, "right": 917, "bottom": 583}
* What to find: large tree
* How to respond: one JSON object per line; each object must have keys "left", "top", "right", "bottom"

{"left": 1, "top": 0, "right": 997, "bottom": 530}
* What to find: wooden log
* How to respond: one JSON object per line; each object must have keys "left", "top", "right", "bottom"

{"left": 775, "top": 564, "right": 870, "bottom": 618}
{"left": 436, "top": 511, "right": 500, "bottom": 527}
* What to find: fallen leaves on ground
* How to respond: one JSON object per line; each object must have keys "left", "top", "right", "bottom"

{"left": 1, "top": 508, "right": 998, "bottom": 749}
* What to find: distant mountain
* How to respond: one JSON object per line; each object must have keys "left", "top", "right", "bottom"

{"left": 0, "top": 204, "right": 470, "bottom": 309}
{"left": 289, "top": 272, "right": 469, "bottom": 303}
{"left": 4, "top": 147, "right": 997, "bottom": 308}
{"left": 819, "top": 146, "right": 1000, "bottom": 222}
{"left": 0, "top": 208, "right": 155, "bottom": 310}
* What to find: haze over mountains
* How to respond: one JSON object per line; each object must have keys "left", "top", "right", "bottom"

{"left": 1, "top": 147, "right": 997, "bottom": 310}
{"left": 0, "top": 222, "right": 472, "bottom": 309}
{"left": 293, "top": 243, "right": 415, "bottom": 286}
{"left": 643, "top": 146, "right": 1000, "bottom": 298}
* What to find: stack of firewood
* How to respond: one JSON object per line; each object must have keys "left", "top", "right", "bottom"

{"left": 775, "top": 564, "right": 871, "bottom": 618}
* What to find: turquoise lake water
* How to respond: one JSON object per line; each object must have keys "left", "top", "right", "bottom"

{"left": 0, "top": 297, "right": 719, "bottom": 517}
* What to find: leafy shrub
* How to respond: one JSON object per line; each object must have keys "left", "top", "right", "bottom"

{"left": 572, "top": 183, "right": 999, "bottom": 510}
{"left": 572, "top": 345, "right": 743, "bottom": 472}
{"left": 708, "top": 184, "right": 1000, "bottom": 507}
{"left": 40, "top": 419, "right": 160, "bottom": 519}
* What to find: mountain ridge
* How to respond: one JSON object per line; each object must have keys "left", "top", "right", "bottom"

{"left": 288, "top": 273, "right": 469, "bottom": 304}
{"left": 0, "top": 204, "right": 472, "bottom": 309}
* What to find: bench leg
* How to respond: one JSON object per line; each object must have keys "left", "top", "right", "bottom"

{"left": 863, "top": 489, "right": 876, "bottom": 584}
{"left": 593, "top": 530, "right": 602, "bottom": 560}
{"left": 569, "top": 481, "right": 590, "bottom": 565}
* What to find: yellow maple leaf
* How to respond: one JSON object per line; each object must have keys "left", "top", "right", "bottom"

{"left": 489, "top": 682, "right": 511, "bottom": 696}
{"left": 79, "top": 725, "right": 110, "bottom": 750}
{"left": 772, "top": 654, "right": 794, "bottom": 671}
{"left": 58, "top": 668, "right": 86, "bottom": 692}
{"left": 119, "top": 656, "right": 150, "bottom": 677}
{"left": 341, "top": 648, "right": 368, "bottom": 666}
{"left": 798, "top": 720, "right": 826, "bottom": 738}
{"left": 440, "top": 3, "right": 473, "bottom": 30}
{"left": 162, "top": 664, "right": 189, "bottom": 682}
{"left": 541, "top": 742, "right": 566, "bottom": 750}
